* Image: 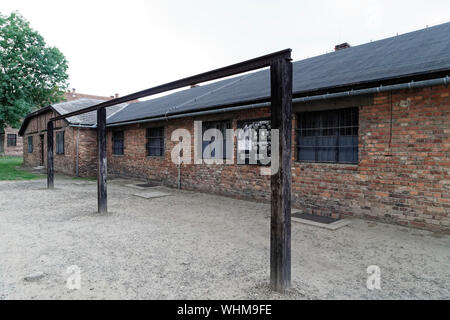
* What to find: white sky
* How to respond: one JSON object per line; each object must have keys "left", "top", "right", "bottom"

{"left": 2, "top": 0, "right": 449, "bottom": 97}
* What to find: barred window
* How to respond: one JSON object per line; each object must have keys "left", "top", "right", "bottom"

{"left": 237, "top": 119, "right": 271, "bottom": 165}
{"left": 7, "top": 134, "right": 16, "bottom": 147}
{"left": 28, "top": 136, "right": 33, "bottom": 153}
{"left": 112, "top": 131, "right": 124, "bottom": 155}
{"left": 202, "top": 120, "right": 231, "bottom": 159}
{"left": 146, "top": 127, "right": 164, "bottom": 157}
{"left": 297, "top": 108, "right": 358, "bottom": 164}
{"left": 56, "top": 131, "right": 65, "bottom": 154}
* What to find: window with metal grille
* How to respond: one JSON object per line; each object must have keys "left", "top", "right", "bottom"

{"left": 56, "top": 131, "right": 65, "bottom": 154}
{"left": 146, "top": 127, "right": 164, "bottom": 157}
{"left": 28, "top": 136, "right": 33, "bottom": 153}
{"left": 7, "top": 134, "right": 16, "bottom": 147}
{"left": 202, "top": 120, "right": 231, "bottom": 159}
{"left": 112, "top": 131, "right": 124, "bottom": 155}
{"left": 237, "top": 118, "right": 271, "bottom": 165}
{"left": 297, "top": 108, "right": 358, "bottom": 164}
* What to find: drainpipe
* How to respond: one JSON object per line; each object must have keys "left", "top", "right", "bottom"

{"left": 177, "top": 138, "right": 182, "bottom": 189}
{"left": 107, "top": 102, "right": 271, "bottom": 127}
{"left": 295, "top": 75, "right": 449, "bottom": 103}
{"left": 106, "top": 76, "right": 449, "bottom": 127}
{"left": 75, "top": 127, "right": 80, "bottom": 177}
{"left": 178, "top": 152, "right": 181, "bottom": 189}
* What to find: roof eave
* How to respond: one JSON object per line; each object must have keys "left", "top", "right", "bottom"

{"left": 18, "top": 105, "right": 71, "bottom": 136}
{"left": 292, "top": 68, "right": 450, "bottom": 99}
{"left": 18, "top": 106, "right": 53, "bottom": 136}
{"left": 107, "top": 68, "right": 449, "bottom": 126}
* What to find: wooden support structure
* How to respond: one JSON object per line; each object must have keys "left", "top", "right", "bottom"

{"left": 97, "top": 107, "right": 107, "bottom": 213}
{"left": 47, "top": 121, "right": 54, "bottom": 189}
{"left": 48, "top": 49, "right": 293, "bottom": 292}
{"left": 270, "top": 58, "right": 293, "bottom": 292}
{"left": 51, "top": 49, "right": 292, "bottom": 122}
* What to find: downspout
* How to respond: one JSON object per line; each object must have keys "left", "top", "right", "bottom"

{"left": 75, "top": 127, "right": 80, "bottom": 177}
{"left": 178, "top": 145, "right": 181, "bottom": 189}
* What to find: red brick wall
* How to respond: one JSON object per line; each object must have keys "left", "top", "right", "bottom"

{"left": 76, "top": 128, "right": 98, "bottom": 176}
{"left": 293, "top": 86, "right": 449, "bottom": 232}
{"left": 107, "top": 107, "right": 272, "bottom": 198}
{"left": 359, "top": 86, "right": 449, "bottom": 230}
{"left": 1, "top": 126, "right": 23, "bottom": 156}
{"left": 19, "top": 85, "right": 449, "bottom": 232}
{"left": 107, "top": 85, "right": 450, "bottom": 233}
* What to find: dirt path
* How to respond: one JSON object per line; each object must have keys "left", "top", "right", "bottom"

{"left": 0, "top": 176, "right": 449, "bottom": 299}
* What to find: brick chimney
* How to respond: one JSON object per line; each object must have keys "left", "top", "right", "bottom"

{"left": 72, "top": 88, "right": 76, "bottom": 97}
{"left": 115, "top": 93, "right": 119, "bottom": 98}
{"left": 335, "top": 42, "right": 351, "bottom": 51}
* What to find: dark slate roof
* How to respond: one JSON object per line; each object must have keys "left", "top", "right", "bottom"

{"left": 19, "top": 99, "right": 128, "bottom": 135}
{"left": 108, "top": 22, "right": 450, "bottom": 124}
{"left": 52, "top": 98, "right": 128, "bottom": 125}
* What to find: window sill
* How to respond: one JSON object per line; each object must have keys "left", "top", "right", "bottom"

{"left": 112, "top": 154, "right": 124, "bottom": 157}
{"left": 236, "top": 162, "right": 271, "bottom": 167}
{"left": 146, "top": 156, "right": 165, "bottom": 159}
{"left": 295, "top": 161, "right": 358, "bottom": 168}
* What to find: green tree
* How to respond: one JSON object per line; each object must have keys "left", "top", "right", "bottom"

{"left": 0, "top": 11, "right": 69, "bottom": 130}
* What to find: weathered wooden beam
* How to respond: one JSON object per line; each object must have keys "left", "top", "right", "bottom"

{"left": 50, "top": 49, "right": 292, "bottom": 122}
{"left": 44, "top": 49, "right": 294, "bottom": 292}
{"left": 97, "top": 107, "right": 107, "bottom": 213}
{"left": 270, "top": 57, "right": 293, "bottom": 292}
{"left": 47, "top": 121, "right": 54, "bottom": 189}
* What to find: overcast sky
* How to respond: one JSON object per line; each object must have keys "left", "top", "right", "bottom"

{"left": 2, "top": 0, "right": 449, "bottom": 97}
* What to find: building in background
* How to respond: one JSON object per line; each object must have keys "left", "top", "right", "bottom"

{"left": 19, "top": 91, "right": 125, "bottom": 174}
{"left": 1, "top": 90, "right": 119, "bottom": 158}
{"left": 0, "top": 126, "right": 23, "bottom": 156}
{"left": 64, "top": 88, "right": 120, "bottom": 102}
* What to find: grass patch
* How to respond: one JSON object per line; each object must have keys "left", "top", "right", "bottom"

{"left": 0, "top": 156, "right": 41, "bottom": 180}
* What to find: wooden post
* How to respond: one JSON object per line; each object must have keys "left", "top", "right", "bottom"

{"left": 47, "top": 121, "right": 54, "bottom": 189}
{"left": 97, "top": 107, "right": 107, "bottom": 213}
{"left": 270, "top": 57, "right": 293, "bottom": 292}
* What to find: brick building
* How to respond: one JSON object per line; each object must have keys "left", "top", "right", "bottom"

{"left": 0, "top": 126, "right": 23, "bottom": 156}
{"left": 19, "top": 23, "right": 450, "bottom": 232}
{"left": 1, "top": 90, "right": 118, "bottom": 158}
{"left": 19, "top": 93, "right": 127, "bottom": 176}
{"left": 64, "top": 88, "right": 120, "bottom": 102}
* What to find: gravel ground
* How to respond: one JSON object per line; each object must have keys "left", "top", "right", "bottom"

{"left": 0, "top": 175, "right": 449, "bottom": 300}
